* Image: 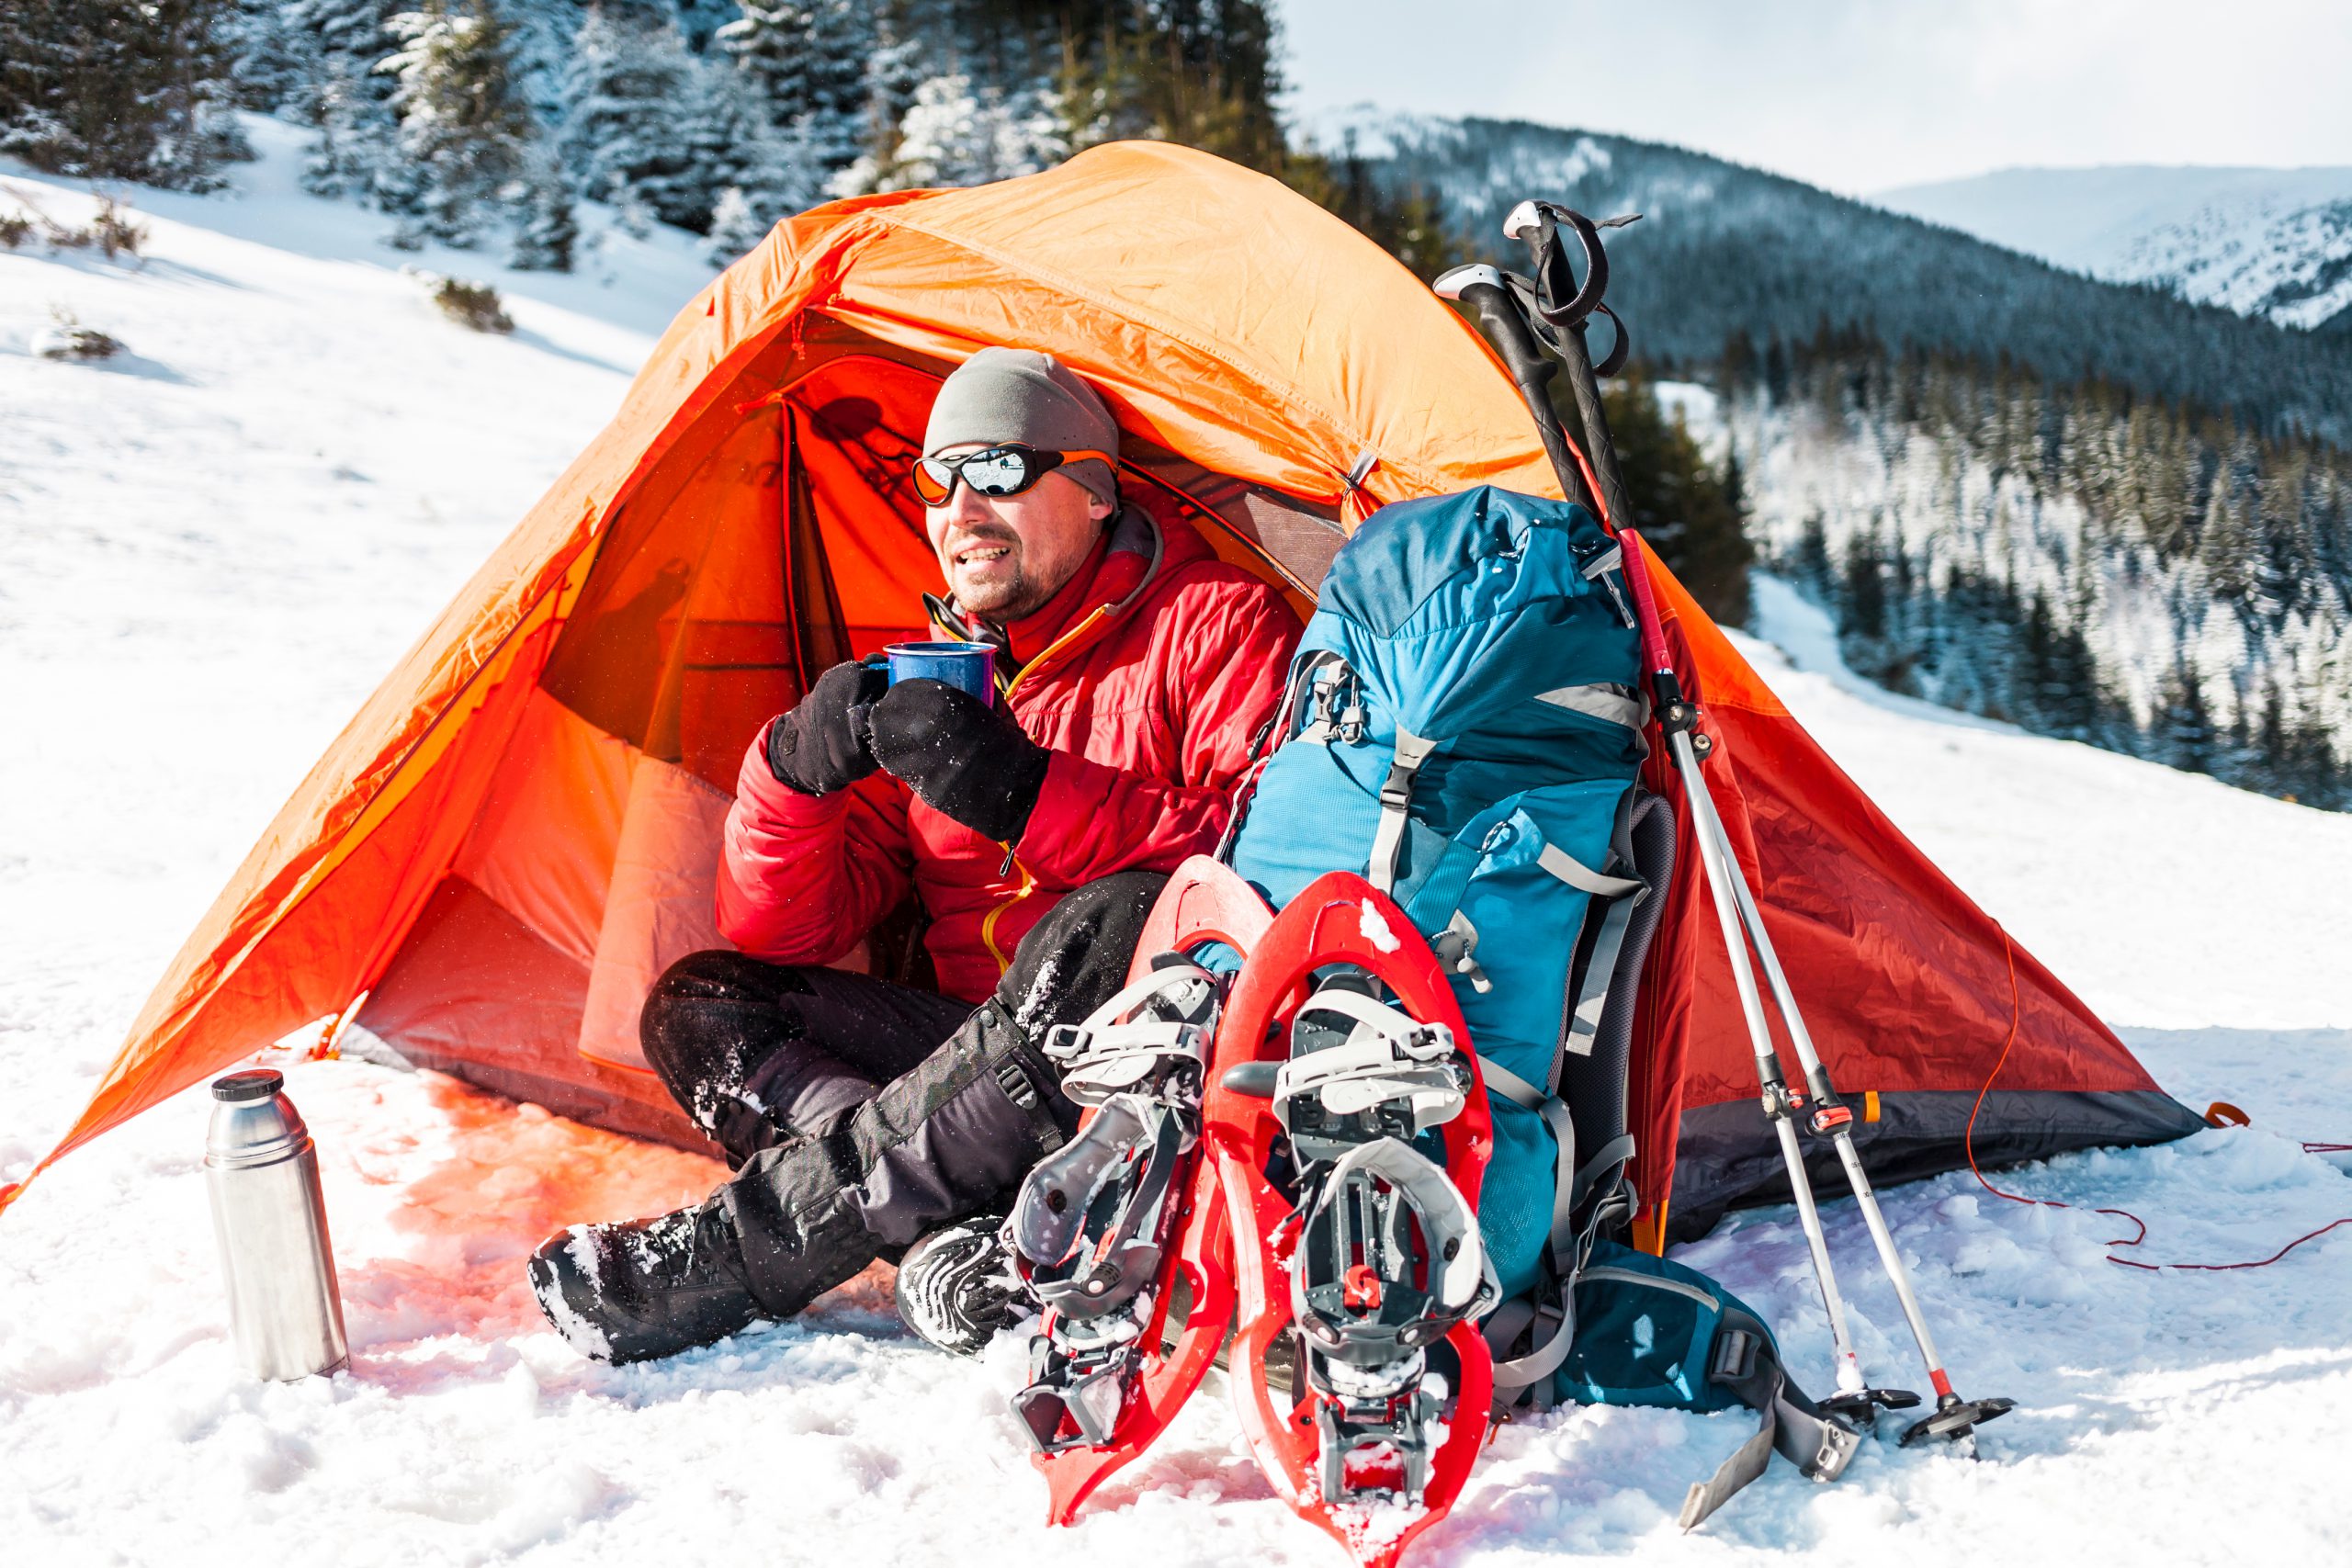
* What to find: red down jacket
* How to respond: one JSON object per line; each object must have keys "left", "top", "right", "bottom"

{"left": 717, "top": 502, "right": 1303, "bottom": 1004}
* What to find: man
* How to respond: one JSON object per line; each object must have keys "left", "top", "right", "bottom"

{"left": 527, "top": 348, "right": 1301, "bottom": 1363}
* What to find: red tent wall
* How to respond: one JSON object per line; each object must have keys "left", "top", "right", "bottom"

{"left": 1628, "top": 555, "right": 2201, "bottom": 1243}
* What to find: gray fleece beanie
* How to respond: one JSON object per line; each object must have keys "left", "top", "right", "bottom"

{"left": 922, "top": 348, "right": 1120, "bottom": 508}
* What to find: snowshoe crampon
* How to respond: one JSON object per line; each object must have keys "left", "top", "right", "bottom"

{"left": 1208, "top": 871, "right": 1497, "bottom": 1568}
{"left": 1007, "top": 857, "right": 1272, "bottom": 1524}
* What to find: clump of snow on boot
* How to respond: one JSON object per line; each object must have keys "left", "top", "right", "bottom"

{"left": 538, "top": 1228, "right": 616, "bottom": 1360}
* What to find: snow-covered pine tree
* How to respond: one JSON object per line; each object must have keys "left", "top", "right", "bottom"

{"left": 222, "top": 0, "right": 313, "bottom": 112}
{"left": 861, "top": 72, "right": 1067, "bottom": 192}
{"left": 1595, "top": 367, "right": 1755, "bottom": 626}
{"left": 0, "top": 0, "right": 243, "bottom": 186}
{"left": 560, "top": 7, "right": 707, "bottom": 231}
{"left": 379, "top": 1, "right": 532, "bottom": 247}
{"left": 285, "top": 0, "right": 404, "bottom": 200}
{"left": 509, "top": 141, "right": 578, "bottom": 270}
{"left": 2151, "top": 660, "right": 2219, "bottom": 776}
{"left": 703, "top": 185, "right": 766, "bottom": 265}
{"left": 494, "top": 0, "right": 586, "bottom": 128}
{"left": 670, "top": 0, "right": 742, "bottom": 50}
{"left": 684, "top": 43, "right": 823, "bottom": 245}
{"left": 718, "top": 0, "right": 876, "bottom": 183}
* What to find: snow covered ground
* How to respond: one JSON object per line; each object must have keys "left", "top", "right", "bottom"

{"left": 6, "top": 131, "right": 2352, "bottom": 1568}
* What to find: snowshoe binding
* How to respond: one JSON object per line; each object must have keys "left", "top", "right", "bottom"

{"left": 1006, "top": 857, "right": 1274, "bottom": 1523}
{"left": 1208, "top": 872, "right": 1498, "bottom": 1568}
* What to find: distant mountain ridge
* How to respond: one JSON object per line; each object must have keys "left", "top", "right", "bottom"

{"left": 1876, "top": 164, "right": 2352, "bottom": 333}
{"left": 1319, "top": 108, "right": 2352, "bottom": 447}
{"left": 1317, "top": 107, "right": 2352, "bottom": 808}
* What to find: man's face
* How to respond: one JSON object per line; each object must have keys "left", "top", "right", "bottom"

{"left": 924, "top": 445, "right": 1114, "bottom": 622}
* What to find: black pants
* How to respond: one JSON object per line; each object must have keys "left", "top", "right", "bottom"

{"left": 637, "top": 871, "right": 1168, "bottom": 1317}
{"left": 641, "top": 958, "right": 974, "bottom": 1168}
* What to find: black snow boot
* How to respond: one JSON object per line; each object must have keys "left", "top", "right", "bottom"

{"left": 527, "top": 1196, "right": 760, "bottom": 1365}
{"left": 894, "top": 1214, "right": 1023, "bottom": 1356}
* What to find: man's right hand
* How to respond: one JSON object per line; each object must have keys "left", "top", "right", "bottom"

{"left": 764, "top": 660, "right": 889, "bottom": 795}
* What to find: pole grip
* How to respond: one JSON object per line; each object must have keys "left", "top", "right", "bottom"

{"left": 1454, "top": 281, "right": 1596, "bottom": 512}
{"left": 1457, "top": 278, "right": 1553, "bottom": 395}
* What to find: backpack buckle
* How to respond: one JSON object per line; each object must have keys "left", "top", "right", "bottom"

{"left": 1709, "top": 1327, "right": 1759, "bottom": 1384}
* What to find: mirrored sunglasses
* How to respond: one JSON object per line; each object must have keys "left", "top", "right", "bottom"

{"left": 910, "top": 444, "right": 1113, "bottom": 506}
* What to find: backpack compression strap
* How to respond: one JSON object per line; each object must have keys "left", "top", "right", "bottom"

{"left": 1469, "top": 815, "right": 1649, "bottom": 1395}
{"left": 1369, "top": 728, "right": 1442, "bottom": 893}
{"left": 1676, "top": 1307, "right": 1861, "bottom": 1529}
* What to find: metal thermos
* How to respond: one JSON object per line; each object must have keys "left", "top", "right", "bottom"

{"left": 205, "top": 1068, "right": 350, "bottom": 1380}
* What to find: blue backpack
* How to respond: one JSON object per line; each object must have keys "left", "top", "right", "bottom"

{"left": 1227, "top": 486, "right": 1651, "bottom": 1356}
{"left": 1225, "top": 488, "right": 1854, "bottom": 1520}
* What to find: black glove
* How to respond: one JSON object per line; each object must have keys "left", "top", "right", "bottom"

{"left": 764, "top": 660, "right": 888, "bottom": 795}
{"left": 867, "top": 678, "right": 1051, "bottom": 843}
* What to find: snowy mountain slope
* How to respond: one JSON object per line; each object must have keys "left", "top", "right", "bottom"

{"left": 1876, "top": 164, "right": 2352, "bottom": 332}
{"left": 6, "top": 141, "right": 2352, "bottom": 1568}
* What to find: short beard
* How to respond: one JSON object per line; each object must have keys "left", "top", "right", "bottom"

{"left": 955, "top": 567, "right": 1040, "bottom": 621}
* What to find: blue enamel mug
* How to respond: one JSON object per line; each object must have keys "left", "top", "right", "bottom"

{"left": 882, "top": 640, "right": 997, "bottom": 700}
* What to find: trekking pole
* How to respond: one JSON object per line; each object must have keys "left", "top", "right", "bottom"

{"left": 1433, "top": 238, "right": 1890, "bottom": 1416}
{"left": 1494, "top": 197, "right": 2016, "bottom": 1444}
{"left": 1613, "top": 531, "right": 2011, "bottom": 1447}
{"left": 1500, "top": 201, "right": 1636, "bottom": 529}
{"left": 1493, "top": 201, "right": 2007, "bottom": 1442}
{"left": 1610, "top": 544, "right": 1893, "bottom": 1416}
{"left": 1713, "top": 794, "right": 2013, "bottom": 1438}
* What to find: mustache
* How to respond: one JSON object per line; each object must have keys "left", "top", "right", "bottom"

{"left": 945, "top": 527, "right": 1019, "bottom": 555}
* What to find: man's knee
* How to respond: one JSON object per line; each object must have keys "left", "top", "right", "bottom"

{"left": 996, "top": 870, "right": 1170, "bottom": 1029}
{"left": 820, "top": 999, "right": 1070, "bottom": 1246}
{"left": 645, "top": 949, "right": 811, "bottom": 1010}
{"left": 638, "top": 950, "right": 813, "bottom": 1091}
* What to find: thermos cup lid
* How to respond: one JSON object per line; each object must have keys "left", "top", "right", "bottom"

{"left": 212, "top": 1069, "right": 286, "bottom": 1103}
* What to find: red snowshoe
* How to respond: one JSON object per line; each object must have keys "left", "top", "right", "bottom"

{"left": 1205, "top": 870, "right": 1498, "bottom": 1568}
{"left": 1007, "top": 861, "right": 1498, "bottom": 1568}
{"left": 1005, "top": 857, "right": 1271, "bottom": 1524}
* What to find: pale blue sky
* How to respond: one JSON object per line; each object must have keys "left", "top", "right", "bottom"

{"left": 1275, "top": 0, "right": 2352, "bottom": 195}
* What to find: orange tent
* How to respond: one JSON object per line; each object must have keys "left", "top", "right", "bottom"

{"left": 1, "top": 142, "right": 2198, "bottom": 1235}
